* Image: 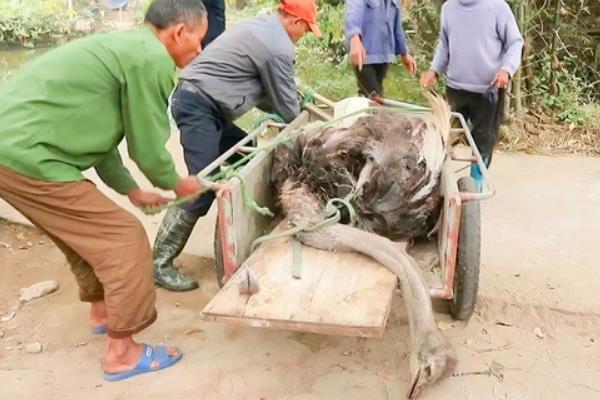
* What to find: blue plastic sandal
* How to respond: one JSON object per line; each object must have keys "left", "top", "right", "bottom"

{"left": 91, "top": 325, "right": 108, "bottom": 335}
{"left": 103, "top": 344, "right": 183, "bottom": 382}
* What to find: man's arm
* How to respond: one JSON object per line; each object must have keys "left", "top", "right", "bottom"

{"left": 497, "top": 2, "right": 524, "bottom": 77}
{"left": 120, "top": 59, "right": 180, "bottom": 191}
{"left": 393, "top": 3, "right": 409, "bottom": 56}
{"left": 95, "top": 147, "right": 173, "bottom": 209}
{"left": 420, "top": 5, "right": 448, "bottom": 87}
{"left": 257, "top": 55, "right": 300, "bottom": 123}
{"left": 430, "top": 6, "right": 449, "bottom": 76}
{"left": 393, "top": 5, "right": 416, "bottom": 74}
{"left": 344, "top": 0, "right": 366, "bottom": 43}
{"left": 94, "top": 147, "right": 139, "bottom": 194}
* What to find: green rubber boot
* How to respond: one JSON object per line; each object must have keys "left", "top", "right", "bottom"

{"left": 153, "top": 207, "right": 199, "bottom": 291}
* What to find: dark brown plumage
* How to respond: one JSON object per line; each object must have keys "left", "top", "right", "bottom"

{"left": 272, "top": 107, "right": 446, "bottom": 239}
{"left": 269, "top": 94, "right": 456, "bottom": 399}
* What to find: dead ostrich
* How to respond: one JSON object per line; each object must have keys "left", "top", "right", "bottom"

{"left": 271, "top": 94, "right": 457, "bottom": 398}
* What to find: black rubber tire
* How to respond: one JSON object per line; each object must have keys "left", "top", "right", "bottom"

{"left": 449, "top": 176, "right": 481, "bottom": 320}
{"left": 213, "top": 215, "right": 226, "bottom": 288}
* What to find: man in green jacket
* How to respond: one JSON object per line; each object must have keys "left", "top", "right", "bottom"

{"left": 0, "top": 0, "right": 210, "bottom": 381}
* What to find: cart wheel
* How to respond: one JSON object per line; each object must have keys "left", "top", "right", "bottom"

{"left": 213, "top": 216, "right": 225, "bottom": 288}
{"left": 449, "top": 176, "right": 481, "bottom": 320}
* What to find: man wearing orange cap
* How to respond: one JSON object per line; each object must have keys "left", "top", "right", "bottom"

{"left": 152, "top": 0, "right": 321, "bottom": 291}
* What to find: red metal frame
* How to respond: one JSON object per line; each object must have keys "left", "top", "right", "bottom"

{"left": 429, "top": 111, "right": 494, "bottom": 299}
{"left": 430, "top": 190, "right": 462, "bottom": 300}
{"left": 216, "top": 188, "right": 237, "bottom": 283}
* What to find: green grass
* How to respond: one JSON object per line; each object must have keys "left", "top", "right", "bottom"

{"left": 294, "top": 46, "right": 429, "bottom": 105}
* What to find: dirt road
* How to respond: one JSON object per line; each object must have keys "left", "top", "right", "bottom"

{"left": 1, "top": 151, "right": 599, "bottom": 400}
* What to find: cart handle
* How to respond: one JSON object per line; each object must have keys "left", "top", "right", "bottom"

{"left": 450, "top": 112, "right": 495, "bottom": 202}
{"left": 368, "top": 96, "right": 495, "bottom": 202}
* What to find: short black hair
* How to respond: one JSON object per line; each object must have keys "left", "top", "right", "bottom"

{"left": 144, "top": 0, "right": 207, "bottom": 30}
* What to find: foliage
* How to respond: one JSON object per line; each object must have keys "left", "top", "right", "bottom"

{"left": 528, "top": 52, "right": 589, "bottom": 124}
{"left": 2, "top": 0, "right": 600, "bottom": 137}
{"left": 0, "top": 0, "right": 71, "bottom": 47}
{"left": 508, "top": 0, "right": 599, "bottom": 124}
{"left": 300, "top": 2, "right": 346, "bottom": 63}
{"left": 405, "top": 0, "right": 600, "bottom": 125}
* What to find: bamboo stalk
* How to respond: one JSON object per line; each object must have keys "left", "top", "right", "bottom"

{"left": 548, "top": 0, "right": 562, "bottom": 95}
{"left": 513, "top": 0, "right": 526, "bottom": 114}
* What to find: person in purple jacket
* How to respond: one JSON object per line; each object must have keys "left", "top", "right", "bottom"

{"left": 344, "top": 0, "right": 417, "bottom": 98}
{"left": 420, "top": 0, "right": 523, "bottom": 189}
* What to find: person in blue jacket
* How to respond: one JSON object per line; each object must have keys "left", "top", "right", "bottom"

{"left": 344, "top": 0, "right": 417, "bottom": 98}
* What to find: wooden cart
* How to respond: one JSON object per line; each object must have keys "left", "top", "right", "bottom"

{"left": 200, "top": 96, "right": 495, "bottom": 337}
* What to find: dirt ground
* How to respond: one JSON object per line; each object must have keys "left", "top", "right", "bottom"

{"left": 1, "top": 151, "right": 600, "bottom": 400}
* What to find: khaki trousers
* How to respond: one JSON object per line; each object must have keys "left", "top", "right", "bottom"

{"left": 0, "top": 165, "right": 156, "bottom": 338}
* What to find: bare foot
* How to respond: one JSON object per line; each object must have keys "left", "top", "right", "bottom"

{"left": 90, "top": 301, "right": 108, "bottom": 329}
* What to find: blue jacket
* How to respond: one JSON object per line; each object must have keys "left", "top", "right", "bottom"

{"left": 344, "top": 0, "right": 409, "bottom": 65}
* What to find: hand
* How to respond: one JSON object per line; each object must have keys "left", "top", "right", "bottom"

{"left": 174, "top": 176, "right": 203, "bottom": 199}
{"left": 127, "top": 188, "right": 171, "bottom": 208}
{"left": 174, "top": 175, "right": 225, "bottom": 200}
{"left": 349, "top": 35, "right": 367, "bottom": 71}
{"left": 401, "top": 54, "right": 417, "bottom": 75}
{"left": 491, "top": 69, "right": 510, "bottom": 89}
{"left": 419, "top": 69, "right": 438, "bottom": 88}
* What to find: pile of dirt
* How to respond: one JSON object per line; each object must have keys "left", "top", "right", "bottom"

{"left": 499, "top": 111, "right": 600, "bottom": 156}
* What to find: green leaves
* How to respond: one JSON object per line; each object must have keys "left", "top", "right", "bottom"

{"left": 0, "top": 0, "right": 70, "bottom": 47}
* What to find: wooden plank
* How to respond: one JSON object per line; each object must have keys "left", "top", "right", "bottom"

{"left": 203, "top": 221, "right": 398, "bottom": 338}
{"left": 206, "top": 109, "right": 396, "bottom": 337}
{"left": 226, "top": 112, "right": 311, "bottom": 269}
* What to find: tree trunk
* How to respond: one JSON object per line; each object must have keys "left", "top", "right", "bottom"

{"left": 548, "top": 0, "right": 562, "bottom": 96}
{"left": 513, "top": 0, "right": 526, "bottom": 114}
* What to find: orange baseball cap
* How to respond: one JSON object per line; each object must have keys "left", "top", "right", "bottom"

{"left": 279, "top": 0, "right": 321, "bottom": 37}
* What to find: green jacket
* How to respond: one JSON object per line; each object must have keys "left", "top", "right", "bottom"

{"left": 0, "top": 27, "right": 179, "bottom": 194}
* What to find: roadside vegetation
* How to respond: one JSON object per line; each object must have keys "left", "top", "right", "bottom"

{"left": 2, "top": 0, "right": 599, "bottom": 154}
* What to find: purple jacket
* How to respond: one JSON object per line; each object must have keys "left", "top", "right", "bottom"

{"left": 431, "top": 0, "right": 524, "bottom": 93}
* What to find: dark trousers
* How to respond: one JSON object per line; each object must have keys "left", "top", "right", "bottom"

{"left": 446, "top": 86, "right": 505, "bottom": 167}
{"left": 171, "top": 87, "right": 246, "bottom": 216}
{"left": 202, "top": 0, "right": 225, "bottom": 48}
{"left": 354, "top": 63, "right": 389, "bottom": 97}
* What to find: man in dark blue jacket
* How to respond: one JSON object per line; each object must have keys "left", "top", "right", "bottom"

{"left": 202, "top": 0, "right": 225, "bottom": 47}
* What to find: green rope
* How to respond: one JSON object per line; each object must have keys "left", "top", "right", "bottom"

{"left": 142, "top": 97, "right": 431, "bottom": 216}
{"left": 291, "top": 239, "right": 302, "bottom": 279}
{"left": 251, "top": 113, "right": 285, "bottom": 130}
{"left": 141, "top": 126, "right": 299, "bottom": 215}
{"left": 299, "top": 87, "right": 316, "bottom": 107}
{"left": 142, "top": 108, "right": 377, "bottom": 216}
{"left": 229, "top": 174, "right": 274, "bottom": 217}
{"left": 249, "top": 195, "right": 358, "bottom": 253}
